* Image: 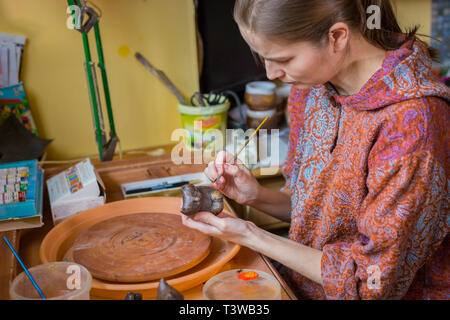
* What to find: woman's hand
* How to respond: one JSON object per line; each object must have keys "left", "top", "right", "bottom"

{"left": 181, "top": 210, "right": 323, "bottom": 286}
{"left": 181, "top": 211, "right": 255, "bottom": 246}
{"left": 204, "top": 151, "right": 260, "bottom": 205}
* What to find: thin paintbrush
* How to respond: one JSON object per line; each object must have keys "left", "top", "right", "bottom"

{"left": 3, "top": 236, "right": 46, "bottom": 299}
{"left": 212, "top": 116, "right": 269, "bottom": 184}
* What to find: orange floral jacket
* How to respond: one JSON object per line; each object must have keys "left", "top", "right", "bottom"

{"left": 281, "top": 38, "right": 449, "bottom": 299}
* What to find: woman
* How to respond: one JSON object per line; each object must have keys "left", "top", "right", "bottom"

{"left": 182, "top": 0, "right": 449, "bottom": 299}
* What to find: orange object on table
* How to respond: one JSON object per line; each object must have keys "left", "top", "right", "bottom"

{"left": 238, "top": 270, "right": 260, "bottom": 281}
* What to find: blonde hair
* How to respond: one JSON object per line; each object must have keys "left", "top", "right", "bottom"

{"left": 234, "top": 0, "right": 439, "bottom": 60}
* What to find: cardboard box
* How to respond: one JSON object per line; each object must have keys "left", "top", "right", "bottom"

{"left": 46, "top": 158, "right": 105, "bottom": 225}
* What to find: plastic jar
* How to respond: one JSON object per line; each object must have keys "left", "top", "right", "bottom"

{"left": 246, "top": 107, "right": 279, "bottom": 129}
{"left": 245, "top": 81, "right": 277, "bottom": 111}
{"left": 10, "top": 262, "right": 92, "bottom": 300}
{"left": 177, "top": 96, "right": 230, "bottom": 151}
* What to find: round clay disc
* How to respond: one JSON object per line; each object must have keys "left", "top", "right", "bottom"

{"left": 72, "top": 212, "right": 211, "bottom": 283}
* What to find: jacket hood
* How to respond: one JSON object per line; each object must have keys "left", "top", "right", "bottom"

{"left": 332, "top": 37, "right": 450, "bottom": 111}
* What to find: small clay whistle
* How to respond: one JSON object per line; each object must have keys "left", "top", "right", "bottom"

{"left": 156, "top": 278, "right": 184, "bottom": 300}
{"left": 180, "top": 184, "right": 224, "bottom": 216}
{"left": 124, "top": 292, "right": 143, "bottom": 300}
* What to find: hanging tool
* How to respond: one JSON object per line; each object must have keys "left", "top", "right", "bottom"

{"left": 67, "top": 0, "right": 119, "bottom": 161}
{"left": 135, "top": 52, "right": 189, "bottom": 105}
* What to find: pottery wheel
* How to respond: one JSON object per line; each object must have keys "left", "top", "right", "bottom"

{"left": 72, "top": 212, "right": 211, "bottom": 283}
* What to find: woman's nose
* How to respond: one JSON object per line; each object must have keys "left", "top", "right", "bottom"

{"left": 265, "top": 60, "right": 284, "bottom": 80}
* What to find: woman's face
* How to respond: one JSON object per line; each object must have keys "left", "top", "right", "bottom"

{"left": 240, "top": 28, "right": 345, "bottom": 90}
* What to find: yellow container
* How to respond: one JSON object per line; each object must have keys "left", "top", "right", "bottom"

{"left": 177, "top": 97, "right": 230, "bottom": 151}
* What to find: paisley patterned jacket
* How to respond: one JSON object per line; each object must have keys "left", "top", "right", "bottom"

{"left": 281, "top": 37, "right": 449, "bottom": 299}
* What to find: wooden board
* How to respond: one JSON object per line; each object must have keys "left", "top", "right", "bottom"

{"left": 72, "top": 212, "right": 211, "bottom": 283}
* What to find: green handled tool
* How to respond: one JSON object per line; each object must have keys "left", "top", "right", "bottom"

{"left": 67, "top": 0, "right": 119, "bottom": 161}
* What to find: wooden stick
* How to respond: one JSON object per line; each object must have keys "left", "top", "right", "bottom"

{"left": 212, "top": 116, "right": 269, "bottom": 184}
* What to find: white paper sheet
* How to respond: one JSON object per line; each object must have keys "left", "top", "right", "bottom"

{"left": 0, "top": 32, "right": 26, "bottom": 87}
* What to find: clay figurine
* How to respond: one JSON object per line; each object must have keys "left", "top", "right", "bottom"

{"left": 156, "top": 278, "right": 184, "bottom": 300}
{"left": 124, "top": 292, "right": 143, "bottom": 300}
{"left": 180, "top": 184, "right": 224, "bottom": 216}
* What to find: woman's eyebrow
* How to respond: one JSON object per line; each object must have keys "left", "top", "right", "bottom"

{"left": 264, "top": 56, "right": 290, "bottom": 62}
{"left": 249, "top": 49, "right": 289, "bottom": 62}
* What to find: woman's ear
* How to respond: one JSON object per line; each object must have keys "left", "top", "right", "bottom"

{"left": 327, "top": 22, "right": 350, "bottom": 53}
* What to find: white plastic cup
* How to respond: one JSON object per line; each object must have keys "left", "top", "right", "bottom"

{"left": 10, "top": 262, "right": 92, "bottom": 300}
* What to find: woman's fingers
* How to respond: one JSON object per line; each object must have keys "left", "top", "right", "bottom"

{"left": 204, "top": 151, "right": 248, "bottom": 189}
{"left": 230, "top": 157, "right": 251, "bottom": 175}
{"left": 216, "top": 175, "right": 226, "bottom": 187}
{"left": 214, "top": 152, "right": 226, "bottom": 176}
{"left": 193, "top": 211, "right": 226, "bottom": 229}
{"left": 214, "top": 151, "right": 236, "bottom": 176}
{"left": 217, "top": 150, "right": 234, "bottom": 164}
{"left": 234, "top": 157, "right": 244, "bottom": 166}
{"left": 205, "top": 161, "right": 218, "bottom": 181}
{"left": 182, "top": 212, "right": 247, "bottom": 245}
{"left": 181, "top": 214, "right": 221, "bottom": 236}
{"left": 217, "top": 211, "right": 233, "bottom": 219}
{"left": 224, "top": 163, "right": 239, "bottom": 176}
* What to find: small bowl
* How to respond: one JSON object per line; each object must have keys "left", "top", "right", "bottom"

{"left": 203, "top": 269, "right": 281, "bottom": 300}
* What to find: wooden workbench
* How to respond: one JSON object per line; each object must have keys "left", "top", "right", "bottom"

{"left": 0, "top": 152, "right": 296, "bottom": 300}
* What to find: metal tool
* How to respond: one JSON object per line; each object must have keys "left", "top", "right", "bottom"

{"left": 78, "top": 5, "right": 99, "bottom": 33}
{"left": 192, "top": 91, "right": 206, "bottom": 106}
{"left": 135, "top": 52, "right": 189, "bottom": 105}
{"left": 189, "top": 91, "right": 228, "bottom": 106}
{"left": 67, "top": 0, "right": 119, "bottom": 161}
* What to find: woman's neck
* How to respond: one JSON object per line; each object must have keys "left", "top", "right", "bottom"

{"left": 329, "top": 36, "right": 387, "bottom": 96}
